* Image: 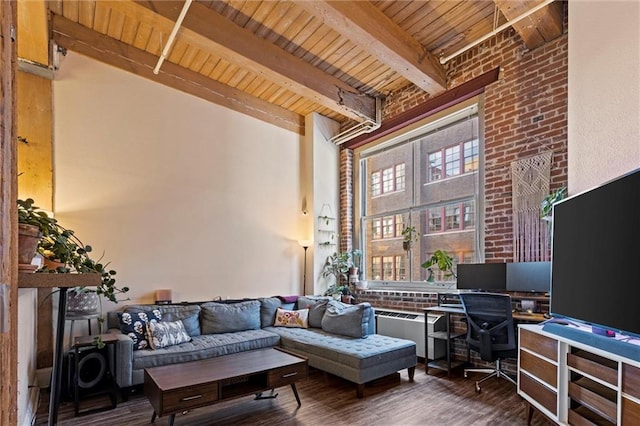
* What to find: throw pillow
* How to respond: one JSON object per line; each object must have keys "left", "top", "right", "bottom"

{"left": 273, "top": 307, "right": 309, "bottom": 328}
{"left": 118, "top": 309, "right": 162, "bottom": 350}
{"left": 200, "top": 300, "right": 261, "bottom": 334}
{"left": 258, "top": 297, "right": 283, "bottom": 328}
{"left": 147, "top": 320, "right": 191, "bottom": 349}
{"left": 321, "top": 300, "right": 372, "bottom": 338}
{"left": 297, "top": 296, "right": 331, "bottom": 328}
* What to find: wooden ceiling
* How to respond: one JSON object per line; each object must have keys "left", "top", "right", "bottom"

{"left": 47, "top": 1, "right": 563, "bottom": 135}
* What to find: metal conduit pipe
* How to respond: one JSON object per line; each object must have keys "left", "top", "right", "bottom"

{"left": 153, "top": 0, "right": 193, "bottom": 75}
{"left": 439, "top": 0, "right": 556, "bottom": 64}
{"left": 331, "top": 97, "right": 382, "bottom": 145}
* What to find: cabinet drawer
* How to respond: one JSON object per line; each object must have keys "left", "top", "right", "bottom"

{"left": 568, "top": 352, "right": 617, "bottom": 386}
{"left": 568, "top": 407, "right": 614, "bottom": 426}
{"left": 520, "top": 371, "right": 557, "bottom": 416}
{"left": 520, "top": 350, "right": 557, "bottom": 388}
{"left": 568, "top": 379, "right": 617, "bottom": 424}
{"left": 268, "top": 362, "right": 308, "bottom": 388}
{"left": 622, "top": 363, "right": 640, "bottom": 400}
{"left": 161, "top": 381, "right": 219, "bottom": 415}
{"left": 622, "top": 396, "right": 640, "bottom": 425}
{"left": 521, "top": 329, "right": 557, "bottom": 361}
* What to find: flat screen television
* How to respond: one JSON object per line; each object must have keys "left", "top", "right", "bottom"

{"left": 506, "top": 262, "right": 551, "bottom": 293}
{"left": 550, "top": 168, "right": 640, "bottom": 336}
{"left": 456, "top": 263, "right": 506, "bottom": 291}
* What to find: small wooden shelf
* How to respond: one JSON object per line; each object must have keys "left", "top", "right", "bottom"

{"left": 18, "top": 272, "right": 102, "bottom": 288}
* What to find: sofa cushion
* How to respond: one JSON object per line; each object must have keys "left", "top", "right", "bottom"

{"left": 116, "top": 304, "right": 201, "bottom": 337}
{"left": 147, "top": 320, "right": 191, "bottom": 349}
{"left": 321, "top": 300, "right": 372, "bottom": 338}
{"left": 258, "top": 297, "right": 282, "bottom": 327}
{"left": 200, "top": 300, "right": 261, "bottom": 334}
{"left": 297, "top": 296, "right": 331, "bottom": 328}
{"left": 274, "top": 307, "right": 309, "bottom": 328}
{"left": 131, "top": 329, "right": 280, "bottom": 370}
{"left": 119, "top": 309, "right": 162, "bottom": 350}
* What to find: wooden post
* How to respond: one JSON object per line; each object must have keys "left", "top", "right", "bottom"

{"left": 0, "top": 1, "right": 18, "bottom": 425}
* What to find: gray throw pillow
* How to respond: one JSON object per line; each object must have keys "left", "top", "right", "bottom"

{"left": 258, "top": 297, "right": 283, "bottom": 327}
{"left": 321, "top": 300, "right": 372, "bottom": 338}
{"left": 297, "top": 296, "right": 331, "bottom": 328}
{"left": 158, "top": 305, "right": 201, "bottom": 337}
{"left": 200, "top": 300, "right": 261, "bottom": 334}
{"left": 147, "top": 320, "right": 191, "bottom": 349}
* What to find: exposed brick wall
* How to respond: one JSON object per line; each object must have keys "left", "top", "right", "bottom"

{"left": 343, "top": 22, "right": 568, "bottom": 264}
{"left": 339, "top": 148, "right": 353, "bottom": 253}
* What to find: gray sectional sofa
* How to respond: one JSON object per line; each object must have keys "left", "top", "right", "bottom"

{"left": 106, "top": 296, "right": 417, "bottom": 398}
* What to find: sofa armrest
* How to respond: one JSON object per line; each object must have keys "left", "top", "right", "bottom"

{"left": 366, "top": 307, "right": 376, "bottom": 335}
{"left": 107, "top": 328, "right": 134, "bottom": 388}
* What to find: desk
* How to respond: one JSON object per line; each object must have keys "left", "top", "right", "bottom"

{"left": 424, "top": 306, "right": 467, "bottom": 376}
{"left": 512, "top": 311, "right": 546, "bottom": 323}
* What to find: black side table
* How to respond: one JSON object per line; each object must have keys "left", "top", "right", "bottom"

{"left": 71, "top": 333, "right": 119, "bottom": 416}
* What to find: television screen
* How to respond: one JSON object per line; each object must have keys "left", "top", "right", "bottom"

{"left": 550, "top": 168, "right": 640, "bottom": 336}
{"left": 506, "top": 262, "right": 551, "bottom": 293}
{"left": 457, "top": 263, "right": 506, "bottom": 291}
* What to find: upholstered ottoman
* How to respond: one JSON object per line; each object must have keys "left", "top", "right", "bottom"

{"left": 265, "top": 326, "right": 417, "bottom": 397}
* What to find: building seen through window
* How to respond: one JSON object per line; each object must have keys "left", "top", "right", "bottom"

{"left": 359, "top": 103, "right": 482, "bottom": 288}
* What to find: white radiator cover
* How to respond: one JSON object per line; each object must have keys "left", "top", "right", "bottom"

{"left": 375, "top": 309, "right": 446, "bottom": 359}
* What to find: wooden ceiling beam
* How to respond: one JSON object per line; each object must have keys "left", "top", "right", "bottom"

{"left": 297, "top": 1, "right": 447, "bottom": 95}
{"left": 494, "top": 0, "right": 564, "bottom": 50}
{"left": 51, "top": 14, "right": 304, "bottom": 135}
{"left": 136, "top": 1, "right": 376, "bottom": 122}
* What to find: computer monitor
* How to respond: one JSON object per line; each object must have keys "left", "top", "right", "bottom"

{"left": 506, "top": 261, "right": 551, "bottom": 293}
{"left": 456, "top": 263, "right": 507, "bottom": 291}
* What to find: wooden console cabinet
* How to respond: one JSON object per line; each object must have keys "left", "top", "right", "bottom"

{"left": 518, "top": 324, "right": 640, "bottom": 425}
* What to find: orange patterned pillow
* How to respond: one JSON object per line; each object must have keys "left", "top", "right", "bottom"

{"left": 274, "top": 307, "right": 309, "bottom": 328}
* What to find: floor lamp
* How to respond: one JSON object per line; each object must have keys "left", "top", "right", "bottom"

{"left": 298, "top": 240, "right": 312, "bottom": 295}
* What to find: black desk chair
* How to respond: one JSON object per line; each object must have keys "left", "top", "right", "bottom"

{"left": 459, "top": 292, "right": 517, "bottom": 393}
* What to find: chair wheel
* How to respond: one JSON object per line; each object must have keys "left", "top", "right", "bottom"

{"left": 475, "top": 383, "right": 481, "bottom": 393}
{"left": 464, "top": 372, "right": 468, "bottom": 378}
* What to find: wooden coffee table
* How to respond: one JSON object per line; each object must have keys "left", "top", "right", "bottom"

{"left": 144, "top": 348, "right": 308, "bottom": 425}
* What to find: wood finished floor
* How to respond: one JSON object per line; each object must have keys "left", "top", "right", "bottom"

{"left": 36, "top": 365, "right": 553, "bottom": 426}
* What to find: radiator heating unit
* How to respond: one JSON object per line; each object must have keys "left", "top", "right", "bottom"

{"left": 375, "top": 309, "right": 446, "bottom": 360}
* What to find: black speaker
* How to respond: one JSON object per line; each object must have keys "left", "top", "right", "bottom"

{"left": 66, "top": 346, "right": 110, "bottom": 396}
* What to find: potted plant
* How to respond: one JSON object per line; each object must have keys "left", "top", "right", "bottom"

{"left": 17, "top": 198, "right": 129, "bottom": 304}
{"left": 322, "top": 251, "right": 353, "bottom": 286}
{"left": 541, "top": 186, "right": 567, "bottom": 220}
{"left": 323, "top": 284, "right": 352, "bottom": 302}
{"left": 348, "top": 249, "right": 362, "bottom": 279}
{"left": 421, "top": 249, "right": 456, "bottom": 282}
{"left": 401, "top": 226, "right": 419, "bottom": 251}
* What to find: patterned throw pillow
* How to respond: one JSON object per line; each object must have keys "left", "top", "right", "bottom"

{"left": 274, "top": 307, "right": 309, "bottom": 328}
{"left": 118, "top": 309, "right": 162, "bottom": 350}
{"left": 147, "top": 320, "right": 191, "bottom": 349}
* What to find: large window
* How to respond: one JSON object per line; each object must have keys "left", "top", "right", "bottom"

{"left": 360, "top": 104, "right": 482, "bottom": 288}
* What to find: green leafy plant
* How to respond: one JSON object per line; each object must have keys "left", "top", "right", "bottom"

{"left": 323, "top": 284, "right": 350, "bottom": 297}
{"left": 401, "top": 225, "right": 419, "bottom": 251}
{"left": 322, "top": 251, "right": 353, "bottom": 284}
{"left": 421, "top": 249, "right": 456, "bottom": 281}
{"left": 18, "top": 198, "right": 129, "bottom": 303}
{"left": 541, "top": 186, "right": 567, "bottom": 219}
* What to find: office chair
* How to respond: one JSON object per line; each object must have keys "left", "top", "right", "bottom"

{"left": 459, "top": 292, "right": 517, "bottom": 393}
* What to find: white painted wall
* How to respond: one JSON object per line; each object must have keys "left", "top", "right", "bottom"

{"left": 306, "top": 113, "right": 340, "bottom": 296}
{"left": 568, "top": 0, "right": 640, "bottom": 193}
{"left": 53, "top": 53, "right": 304, "bottom": 305}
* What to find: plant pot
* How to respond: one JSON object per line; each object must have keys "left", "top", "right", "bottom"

{"left": 43, "top": 259, "right": 65, "bottom": 271}
{"left": 18, "top": 223, "right": 41, "bottom": 265}
{"left": 67, "top": 290, "right": 100, "bottom": 315}
{"left": 356, "top": 280, "right": 368, "bottom": 290}
{"left": 402, "top": 241, "right": 411, "bottom": 251}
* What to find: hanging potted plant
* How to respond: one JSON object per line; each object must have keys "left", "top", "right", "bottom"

{"left": 401, "top": 226, "right": 419, "bottom": 251}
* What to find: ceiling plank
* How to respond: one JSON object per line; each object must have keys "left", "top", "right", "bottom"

{"left": 136, "top": 1, "right": 376, "bottom": 122}
{"left": 494, "top": 0, "right": 563, "bottom": 50}
{"left": 296, "top": 1, "right": 447, "bottom": 95}
{"left": 51, "top": 14, "right": 304, "bottom": 135}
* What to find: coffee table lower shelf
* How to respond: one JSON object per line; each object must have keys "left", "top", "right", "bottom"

{"left": 144, "top": 348, "right": 307, "bottom": 426}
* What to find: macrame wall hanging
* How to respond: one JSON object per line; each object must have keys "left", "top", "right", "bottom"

{"left": 511, "top": 151, "right": 553, "bottom": 262}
